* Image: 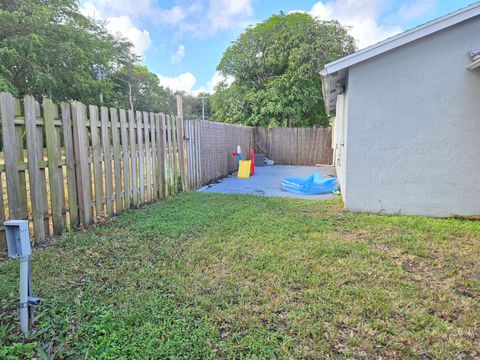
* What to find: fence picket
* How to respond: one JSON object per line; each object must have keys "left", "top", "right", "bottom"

{"left": 101, "top": 106, "right": 113, "bottom": 217}
{"left": 90, "top": 105, "right": 103, "bottom": 218}
{"left": 171, "top": 115, "right": 179, "bottom": 193}
{"left": 110, "top": 108, "right": 123, "bottom": 213}
{"left": 129, "top": 110, "right": 138, "bottom": 207}
{"left": 156, "top": 114, "right": 166, "bottom": 198}
{"left": 136, "top": 111, "right": 145, "bottom": 204}
{"left": 120, "top": 110, "right": 131, "bottom": 209}
{"left": 61, "top": 102, "right": 79, "bottom": 228}
{"left": 71, "top": 102, "right": 92, "bottom": 226}
{"left": 176, "top": 115, "right": 187, "bottom": 191}
{"left": 1, "top": 93, "right": 27, "bottom": 220}
{"left": 0, "top": 173, "right": 5, "bottom": 249}
{"left": 25, "top": 96, "right": 46, "bottom": 243}
{"left": 44, "top": 98, "right": 64, "bottom": 234}
{"left": 185, "top": 120, "right": 191, "bottom": 189}
{"left": 150, "top": 113, "right": 158, "bottom": 200}
{"left": 189, "top": 121, "right": 196, "bottom": 189}
{"left": 143, "top": 112, "right": 152, "bottom": 202}
{"left": 161, "top": 114, "right": 169, "bottom": 197}
{"left": 166, "top": 115, "right": 174, "bottom": 195}
{"left": 196, "top": 121, "right": 201, "bottom": 187}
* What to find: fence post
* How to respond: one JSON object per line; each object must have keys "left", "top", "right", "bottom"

{"left": 176, "top": 92, "right": 188, "bottom": 191}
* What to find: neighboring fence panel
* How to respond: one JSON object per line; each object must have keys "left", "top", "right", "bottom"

{"left": 194, "top": 120, "right": 253, "bottom": 185}
{"left": 254, "top": 126, "right": 332, "bottom": 166}
{"left": 0, "top": 92, "right": 184, "bottom": 251}
{"left": 187, "top": 120, "right": 253, "bottom": 185}
{"left": 185, "top": 121, "right": 331, "bottom": 186}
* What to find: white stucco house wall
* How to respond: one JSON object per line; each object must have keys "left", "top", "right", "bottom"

{"left": 321, "top": 3, "right": 480, "bottom": 217}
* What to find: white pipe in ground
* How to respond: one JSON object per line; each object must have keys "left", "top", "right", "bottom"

{"left": 19, "top": 256, "right": 30, "bottom": 335}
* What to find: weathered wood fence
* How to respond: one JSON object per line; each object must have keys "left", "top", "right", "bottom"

{"left": 0, "top": 91, "right": 333, "bottom": 251}
{"left": 254, "top": 127, "right": 333, "bottom": 165}
{"left": 184, "top": 123, "right": 332, "bottom": 188}
{"left": 185, "top": 121, "right": 253, "bottom": 187}
{"left": 0, "top": 92, "right": 189, "bottom": 249}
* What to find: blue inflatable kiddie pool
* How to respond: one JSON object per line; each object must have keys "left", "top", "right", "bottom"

{"left": 281, "top": 173, "right": 339, "bottom": 195}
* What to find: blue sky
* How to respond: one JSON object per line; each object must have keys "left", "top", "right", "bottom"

{"left": 80, "top": 0, "right": 475, "bottom": 94}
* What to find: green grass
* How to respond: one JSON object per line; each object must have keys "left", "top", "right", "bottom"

{"left": 1, "top": 192, "right": 479, "bottom": 358}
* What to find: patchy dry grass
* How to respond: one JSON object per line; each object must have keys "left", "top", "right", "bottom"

{"left": 1, "top": 192, "right": 479, "bottom": 358}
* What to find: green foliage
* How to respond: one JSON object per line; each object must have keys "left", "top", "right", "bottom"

{"left": 111, "top": 65, "right": 171, "bottom": 113}
{"left": 212, "top": 12, "right": 356, "bottom": 127}
{"left": 0, "top": 0, "right": 214, "bottom": 115}
{"left": 0, "top": 0, "right": 135, "bottom": 106}
{"left": 1, "top": 192, "right": 480, "bottom": 358}
{"left": 183, "top": 93, "right": 212, "bottom": 120}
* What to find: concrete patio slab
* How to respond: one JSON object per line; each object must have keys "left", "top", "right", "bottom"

{"left": 198, "top": 165, "right": 338, "bottom": 200}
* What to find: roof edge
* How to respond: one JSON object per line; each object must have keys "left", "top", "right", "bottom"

{"left": 323, "top": 2, "right": 480, "bottom": 75}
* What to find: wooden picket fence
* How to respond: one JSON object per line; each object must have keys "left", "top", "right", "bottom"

{"left": 254, "top": 127, "right": 333, "bottom": 165}
{"left": 0, "top": 92, "right": 188, "bottom": 249}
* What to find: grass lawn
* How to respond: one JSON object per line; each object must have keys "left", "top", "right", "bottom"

{"left": 1, "top": 192, "right": 479, "bottom": 358}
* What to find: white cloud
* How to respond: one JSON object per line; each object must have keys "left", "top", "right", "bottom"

{"left": 192, "top": 86, "right": 207, "bottom": 96}
{"left": 207, "top": 0, "right": 254, "bottom": 32}
{"left": 179, "top": 0, "right": 254, "bottom": 36}
{"left": 80, "top": 0, "right": 153, "bottom": 19}
{"left": 79, "top": 1, "right": 102, "bottom": 19}
{"left": 171, "top": 45, "right": 185, "bottom": 64}
{"left": 157, "top": 71, "right": 234, "bottom": 95}
{"left": 106, "top": 16, "right": 152, "bottom": 56}
{"left": 80, "top": 0, "right": 252, "bottom": 37}
{"left": 207, "top": 72, "right": 234, "bottom": 92}
{"left": 395, "top": 0, "right": 436, "bottom": 22}
{"left": 80, "top": 2, "right": 152, "bottom": 56}
{"left": 155, "top": 5, "right": 189, "bottom": 26}
{"left": 310, "top": 0, "right": 402, "bottom": 49}
{"left": 158, "top": 72, "right": 198, "bottom": 93}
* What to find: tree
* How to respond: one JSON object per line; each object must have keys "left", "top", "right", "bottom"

{"left": 111, "top": 65, "right": 171, "bottom": 112}
{"left": 182, "top": 93, "right": 212, "bottom": 120}
{"left": 0, "top": 0, "right": 137, "bottom": 105}
{"left": 211, "top": 12, "right": 356, "bottom": 127}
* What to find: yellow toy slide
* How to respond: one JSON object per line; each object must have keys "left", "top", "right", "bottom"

{"left": 237, "top": 160, "right": 251, "bottom": 179}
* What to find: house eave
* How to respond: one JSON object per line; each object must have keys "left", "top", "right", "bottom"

{"left": 324, "top": 2, "right": 480, "bottom": 75}
{"left": 320, "top": 1, "right": 480, "bottom": 113}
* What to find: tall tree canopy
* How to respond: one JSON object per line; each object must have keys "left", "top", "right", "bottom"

{"left": 0, "top": 0, "right": 206, "bottom": 115}
{"left": 211, "top": 12, "right": 356, "bottom": 127}
{"left": 0, "top": 0, "right": 136, "bottom": 106}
